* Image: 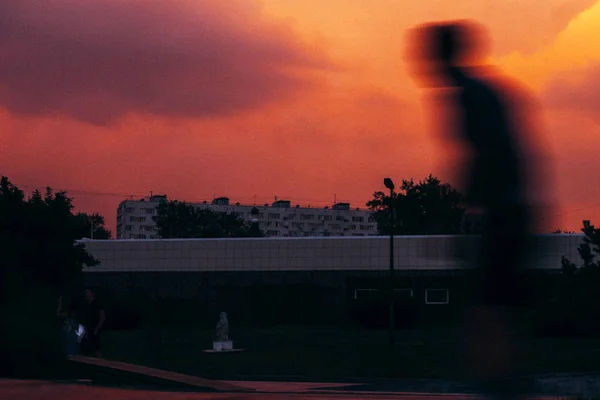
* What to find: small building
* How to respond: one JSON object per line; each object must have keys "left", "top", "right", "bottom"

{"left": 80, "top": 234, "right": 583, "bottom": 325}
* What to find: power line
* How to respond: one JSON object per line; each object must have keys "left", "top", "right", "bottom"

{"left": 556, "top": 201, "right": 600, "bottom": 216}
{"left": 11, "top": 182, "right": 368, "bottom": 208}
{"left": 14, "top": 183, "right": 147, "bottom": 199}
{"left": 11, "top": 181, "right": 598, "bottom": 215}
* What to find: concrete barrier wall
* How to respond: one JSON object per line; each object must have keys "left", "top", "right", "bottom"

{"left": 79, "top": 234, "right": 584, "bottom": 273}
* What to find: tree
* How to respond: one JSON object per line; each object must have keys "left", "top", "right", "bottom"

{"left": 552, "top": 229, "right": 576, "bottom": 234}
{"left": 74, "top": 212, "right": 112, "bottom": 239}
{"left": 1, "top": 178, "right": 99, "bottom": 300}
{"left": 0, "top": 176, "right": 99, "bottom": 377}
{"left": 366, "top": 174, "right": 466, "bottom": 235}
{"left": 153, "top": 200, "right": 264, "bottom": 238}
{"left": 535, "top": 220, "right": 600, "bottom": 337}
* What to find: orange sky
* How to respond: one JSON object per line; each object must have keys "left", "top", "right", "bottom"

{"left": 1, "top": 0, "right": 600, "bottom": 235}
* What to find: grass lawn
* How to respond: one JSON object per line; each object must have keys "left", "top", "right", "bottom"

{"left": 100, "top": 325, "right": 600, "bottom": 381}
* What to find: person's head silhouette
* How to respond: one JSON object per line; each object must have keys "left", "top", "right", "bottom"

{"left": 405, "top": 20, "right": 490, "bottom": 87}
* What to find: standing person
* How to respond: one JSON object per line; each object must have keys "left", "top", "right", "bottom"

{"left": 81, "top": 287, "right": 106, "bottom": 358}
{"left": 57, "top": 293, "right": 79, "bottom": 356}
{"left": 405, "top": 20, "right": 550, "bottom": 399}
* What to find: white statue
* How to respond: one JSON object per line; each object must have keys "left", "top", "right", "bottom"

{"left": 213, "top": 312, "right": 233, "bottom": 351}
{"left": 215, "top": 312, "right": 229, "bottom": 341}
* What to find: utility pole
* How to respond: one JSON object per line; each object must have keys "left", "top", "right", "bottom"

{"left": 90, "top": 215, "right": 94, "bottom": 240}
{"left": 383, "top": 178, "right": 395, "bottom": 350}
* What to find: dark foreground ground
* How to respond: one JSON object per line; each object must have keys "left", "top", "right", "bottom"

{"left": 100, "top": 325, "right": 600, "bottom": 381}
{"left": 3, "top": 378, "right": 598, "bottom": 400}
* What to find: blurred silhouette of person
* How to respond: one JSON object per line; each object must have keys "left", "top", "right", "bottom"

{"left": 404, "top": 20, "right": 552, "bottom": 399}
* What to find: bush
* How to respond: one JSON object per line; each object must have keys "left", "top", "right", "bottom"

{"left": 533, "top": 297, "right": 600, "bottom": 337}
{"left": 536, "top": 220, "right": 600, "bottom": 337}
{"left": 0, "top": 301, "right": 74, "bottom": 379}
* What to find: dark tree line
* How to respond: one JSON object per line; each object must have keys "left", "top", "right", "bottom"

{"left": 367, "top": 174, "right": 466, "bottom": 235}
{"left": 0, "top": 176, "right": 101, "bottom": 378}
{"left": 74, "top": 212, "right": 111, "bottom": 239}
{"left": 153, "top": 200, "right": 264, "bottom": 238}
{"left": 155, "top": 175, "right": 467, "bottom": 238}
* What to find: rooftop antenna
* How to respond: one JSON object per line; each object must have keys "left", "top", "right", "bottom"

{"left": 334, "top": 193, "right": 337, "bottom": 205}
{"left": 150, "top": 191, "right": 153, "bottom": 198}
{"left": 274, "top": 195, "right": 277, "bottom": 202}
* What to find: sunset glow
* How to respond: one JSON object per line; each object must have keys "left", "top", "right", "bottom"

{"left": 1, "top": 0, "right": 599, "bottom": 234}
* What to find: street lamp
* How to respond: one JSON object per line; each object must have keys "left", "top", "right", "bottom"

{"left": 250, "top": 207, "right": 261, "bottom": 237}
{"left": 383, "top": 177, "right": 395, "bottom": 349}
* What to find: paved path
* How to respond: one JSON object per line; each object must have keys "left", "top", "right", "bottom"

{"left": 63, "top": 355, "right": 600, "bottom": 397}
{"left": 70, "top": 355, "right": 246, "bottom": 392}
{"left": 0, "top": 380, "right": 547, "bottom": 400}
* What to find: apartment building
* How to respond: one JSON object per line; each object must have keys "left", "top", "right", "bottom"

{"left": 116, "top": 196, "right": 378, "bottom": 239}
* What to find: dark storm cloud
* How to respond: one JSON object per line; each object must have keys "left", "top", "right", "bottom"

{"left": 0, "top": 0, "right": 332, "bottom": 125}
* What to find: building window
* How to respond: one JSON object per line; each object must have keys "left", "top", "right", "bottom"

{"left": 360, "top": 225, "right": 373, "bottom": 230}
{"left": 352, "top": 216, "right": 364, "bottom": 222}
{"left": 425, "top": 289, "right": 449, "bottom": 305}
{"left": 146, "top": 208, "right": 155, "bottom": 214}
{"left": 125, "top": 225, "right": 133, "bottom": 231}
{"left": 125, "top": 207, "right": 134, "bottom": 213}
{"left": 350, "top": 224, "right": 357, "bottom": 230}
{"left": 268, "top": 213, "right": 281, "bottom": 219}
{"left": 267, "top": 230, "right": 279, "bottom": 236}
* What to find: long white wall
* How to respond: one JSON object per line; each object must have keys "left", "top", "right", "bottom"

{"left": 79, "top": 235, "right": 584, "bottom": 273}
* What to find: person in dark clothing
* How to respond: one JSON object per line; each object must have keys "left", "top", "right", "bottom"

{"left": 405, "top": 20, "right": 550, "bottom": 399}
{"left": 81, "top": 287, "right": 105, "bottom": 358}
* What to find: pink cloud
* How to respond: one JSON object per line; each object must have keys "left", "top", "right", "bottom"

{"left": 0, "top": 0, "right": 332, "bottom": 125}
{"left": 543, "top": 63, "right": 600, "bottom": 124}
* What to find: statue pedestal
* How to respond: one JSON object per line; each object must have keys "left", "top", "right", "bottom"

{"left": 213, "top": 340, "right": 233, "bottom": 351}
